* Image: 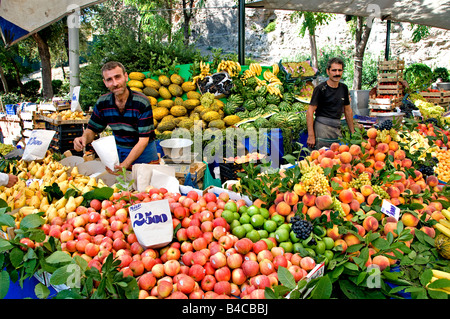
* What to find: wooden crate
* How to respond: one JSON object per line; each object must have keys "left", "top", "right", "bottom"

{"left": 378, "top": 59, "right": 405, "bottom": 71}
{"left": 368, "top": 97, "right": 402, "bottom": 110}
{"left": 420, "top": 90, "right": 450, "bottom": 99}
{"left": 377, "top": 71, "right": 404, "bottom": 83}
{"left": 38, "top": 111, "right": 90, "bottom": 125}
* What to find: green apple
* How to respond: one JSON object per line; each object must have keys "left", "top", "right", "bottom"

{"left": 246, "top": 205, "right": 260, "bottom": 217}
{"left": 232, "top": 225, "right": 247, "bottom": 238}
{"left": 250, "top": 214, "right": 265, "bottom": 229}
{"left": 275, "top": 228, "right": 290, "bottom": 243}
{"left": 263, "top": 220, "right": 277, "bottom": 233}
{"left": 246, "top": 229, "right": 261, "bottom": 243}
{"left": 289, "top": 230, "right": 300, "bottom": 243}
{"left": 279, "top": 241, "right": 293, "bottom": 253}
{"left": 224, "top": 201, "right": 238, "bottom": 212}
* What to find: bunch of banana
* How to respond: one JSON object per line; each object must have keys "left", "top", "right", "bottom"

{"left": 263, "top": 69, "right": 282, "bottom": 85}
{"left": 434, "top": 209, "right": 450, "bottom": 237}
{"left": 217, "top": 60, "right": 241, "bottom": 77}
{"left": 266, "top": 83, "right": 283, "bottom": 98}
{"left": 192, "top": 61, "right": 211, "bottom": 84}
{"left": 271, "top": 63, "right": 279, "bottom": 76}
{"left": 426, "top": 269, "right": 450, "bottom": 295}
{"left": 249, "top": 63, "right": 262, "bottom": 76}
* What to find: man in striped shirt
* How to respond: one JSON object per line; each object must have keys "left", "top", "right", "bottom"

{"left": 74, "top": 61, "right": 158, "bottom": 174}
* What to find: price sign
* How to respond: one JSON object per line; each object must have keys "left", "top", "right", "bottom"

{"left": 380, "top": 199, "right": 400, "bottom": 220}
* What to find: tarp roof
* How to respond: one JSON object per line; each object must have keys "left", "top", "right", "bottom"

{"left": 246, "top": 0, "right": 450, "bottom": 30}
{"left": 0, "top": 0, "right": 106, "bottom": 47}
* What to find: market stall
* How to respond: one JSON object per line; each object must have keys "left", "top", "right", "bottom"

{"left": 1, "top": 59, "right": 450, "bottom": 302}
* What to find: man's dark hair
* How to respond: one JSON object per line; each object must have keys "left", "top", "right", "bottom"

{"left": 327, "top": 57, "right": 345, "bottom": 70}
{"left": 101, "top": 61, "right": 126, "bottom": 77}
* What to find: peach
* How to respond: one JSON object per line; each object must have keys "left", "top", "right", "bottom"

{"left": 376, "top": 143, "right": 389, "bottom": 154}
{"left": 353, "top": 224, "right": 366, "bottom": 237}
{"left": 360, "top": 185, "right": 374, "bottom": 198}
{"left": 339, "top": 151, "right": 352, "bottom": 164}
{"left": 401, "top": 158, "right": 412, "bottom": 168}
{"left": 315, "top": 194, "right": 333, "bottom": 210}
{"left": 274, "top": 193, "right": 285, "bottom": 205}
{"left": 324, "top": 149, "right": 336, "bottom": 158}
{"left": 320, "top": 157, "right": 334, "bottom": 168}
{"left": 366, "top": 193, "right": 380, "bottom": 206}
{"left": 420, "top": 226, "right": 436, "bottom": 238}
{"left": 293, "top": 183, "right": 307, "bottom": 197}
{"left": 408, "top": 183, "right": 422, "bottom": 195}
{"left": 306, "top": 206, "right": 322, "bottom": 220}
{"left": 276, "top": 201, "right": 292, "bottom": 216}
{"left": 374, "top": 161, "right": 385, "bottom": 170}
{"left": 374, "top": 152, "right": 386, "bottom": 162}
{"left": 334, "top": 239, "right": 348, "bottom": 253}
{"left": 393, "top": 150, "right": 405, "bottom": 160}
{"left": 388, "top": 141, "right": 399, "bottom": 151}
{"left": 383, "top": 222, "right": 398, "bottom": 237}
{"left": 426, "top": 175, "right": 439, "bottom": 187}
{"left": 338, "top": 144, "right": 350, "bottom": 153}
{"left": 386, "top": 186, "right": 400, "bottom": 199}
{"left": 310, "top": 150, "right": 320, "bottom": 160}
{"left": 326, "top": 224, "right": 341, "bottom": 241}
{"left": 338, "top": 189, "right": 354, "bottom": 204}
{"left": 372, "top": 255, "right": 390, "bottom": 271}
{"left": 343, "top": 233, "right": 360, "bottom": 246}
{"left": 349, "top": 199, "right": 360, "bottom": 212}
{"left": 353, "top": 163, "right": 366, "bottom": 174}
{"left": 431, "top": 211, "right": 445, "bottom": 222}
{"left": 367, "top": 128, "right": 378, "bottom": 139}
{"left": 302, "top": 193, "right": 317, "bottom": 207}
{"left": 363, "top": 215, "right": 379, "bottom": 232}
{"left": 354, "top": 192, "right": 365, "bottom": 204}
{"left": 401, "top": 212, "right": 419, "bottom": 227}
{"left": 284, "top": 192, "right": 299, "bottom": 206}
{"left": 349, "top": 144, "right": 361, "bottom": 156}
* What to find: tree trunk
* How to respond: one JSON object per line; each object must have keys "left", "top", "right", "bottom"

{"left": 182, "top": 0, "right": 194, "bottom": 46}
{"left": 32, "top": 32, "right": 53, "bottom": 99}
{"left": 352, "top": 17, "right": 372, "bottom": 90}
{"left": 8, "top": 57, "right": 24, "bottom": 94}
{"left": 309, "top": 32, "right": 318, "bottom": 70}
{"left": 0, "top": 63, "right": 9, "bottom": 94}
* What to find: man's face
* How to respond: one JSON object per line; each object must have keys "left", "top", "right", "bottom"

{"left": 103, "top": 66, "right": 128, "bottom": 96}
{"left": 326, "top": 63, "right": 344, "bottom": 82}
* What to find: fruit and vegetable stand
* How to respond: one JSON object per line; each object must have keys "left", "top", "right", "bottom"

{"left": 2, "top": 59, "right": 450, "bottom": 303}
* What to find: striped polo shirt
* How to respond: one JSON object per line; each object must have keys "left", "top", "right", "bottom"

{"left": 87, "top": 87, "right": 155, "bottom": 149}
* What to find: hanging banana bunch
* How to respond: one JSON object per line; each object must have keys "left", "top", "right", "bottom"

{"left": 192, "top": 61, "right": 211, "bottom": 84}
{"left": 271, "top": 63, "right": 279, "bottom": 76}
{"left": 217, "top": 60, "right": 241, "bottom": 77}
{"left": 249, "top": 63, "right": 262, "bottom": 76}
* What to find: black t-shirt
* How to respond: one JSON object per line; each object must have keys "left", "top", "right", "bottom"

{"left": 309, "top": 81, "right": 350, "bottom": 120}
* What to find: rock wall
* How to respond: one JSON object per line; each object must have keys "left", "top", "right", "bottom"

{"left": 187, "top": 0, "right": 450, "bottom": 70}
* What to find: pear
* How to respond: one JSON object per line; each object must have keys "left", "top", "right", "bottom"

{"left": 74, "top": 196, "right": 84, "bottom": 206}
{"left": 59, "top": 180, "right": 69, "bottom": 194}
{"left": 14, "top": 194, "right": 27, "bottom": 209}
{"left": 35, "top": 166, "right": 45, "bottom": 179}
{"left": 0, "top": 193, "right": 7, "bottom": 201}
{"left": 29, "top": 195, "right": 41, "bottom": 209}
{"left": 54, "top": 197, "right": 68, "bottom": 210}
{"left": 46, "top": 205, "right": 58, "bottom": 222}
{"left": 71, "top": 166, "right": 80, "bottom": 178}
{"left": 58, "top": 208, "right": 67, "bottom": 219}
{"left": 87, "top": 177, "right": 97, "bottom": 187}
{"left": 29, "top": 163, "right": 38, "bottom": 176}
{"left": 20, "top": 206, "right": 38, "bottom": 216}
{"left": 65, "top": 196, "right": 77, "bottom": 213}
{"left": 57, "top": 172, "right": 68, "bottom": 183}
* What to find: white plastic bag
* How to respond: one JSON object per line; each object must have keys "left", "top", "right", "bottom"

{"left": 22, "top": 129, "right": 56, "bottom": 161}
{"left": 128, "top": 199, "right": 173, "bottom": 249}
{"left": 91, "top": 135, "right": 119, "bottom": 172}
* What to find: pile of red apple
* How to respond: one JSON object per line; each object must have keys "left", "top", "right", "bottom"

{"left": 40, "top": 188, "right": 315, "bottom": 299}
{"left": 415, "top": 122, "right": 450, "bottom": 148}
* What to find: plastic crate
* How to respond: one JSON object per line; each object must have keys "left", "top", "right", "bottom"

{"left": 219, "top": 162, "right": 243, "bottom": 183}
{"left": 5, "top": 104, "right": 18, "bottom": 115}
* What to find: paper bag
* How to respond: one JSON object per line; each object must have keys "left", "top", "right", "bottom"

{"left": 150, "top": 169, "right": 180, "bottom": 194}
{"left": 22, "top": 129, "right": 56, "bottom": 161}
{"left": 131, "top": 164, "right": 176, "bottom": 192}
{"left": 91, "top": 135, "right": 120, "bottom": 172}
{"left": 71, "top": 86, "right": 82, "bottom": 112}
{"left": 128, "top": 199, "right": 173, "bottom": 249}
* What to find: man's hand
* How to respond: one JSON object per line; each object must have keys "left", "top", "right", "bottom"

{"left": 74, "top": 136, "right": 86, "bottom": 152}
{"left": 307, "top": 135, "right": 315, "bottom": 149}
{"left": 105, "top": 163, "right": 127, "bottom": 175}
{"left": 6, "top": 174, "right": 18, "bottom": 187}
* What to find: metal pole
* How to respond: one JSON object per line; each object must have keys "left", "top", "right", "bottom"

{"left": 68, "top": 7, "right": 80, "bottom": 97}
{"left": 238, "top": 0, "right": 245, "bottom": 65}
{"left": 385, "top": 20, "right": 391, "bottom": 60}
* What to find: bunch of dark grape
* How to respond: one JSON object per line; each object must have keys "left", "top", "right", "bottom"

{"left": 375, "top": 119, "right": 393, "bottom": 131}
{"left": 290, "top": 215, "right": 314, "bottom": 240}
{"left": 417, "top": 163, "right": 435, "bottom": 177}
{"left": 425, "top": 118, "right": 439, "bottom": 127}
{"left": 400, "top": 99, "right": 418, "bottom": 118}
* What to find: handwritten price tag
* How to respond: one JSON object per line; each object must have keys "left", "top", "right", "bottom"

{"left": 380, "top": 199, "right": 400, "bottom": 220}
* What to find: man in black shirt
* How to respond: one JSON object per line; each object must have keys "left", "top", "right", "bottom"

{"left": 306, "top": 57, "right": 355, "bottom": 150}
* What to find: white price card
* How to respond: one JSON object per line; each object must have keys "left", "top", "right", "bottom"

{"left": 380, "top": 199, "right": 400, "bottom": 220}
{"left": 128, "top": 199, "right": 173, "bottom": 249}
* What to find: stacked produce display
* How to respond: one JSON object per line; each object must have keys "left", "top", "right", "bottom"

{"left": 1, "top": 59, "right": 450, "bottom": 301}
